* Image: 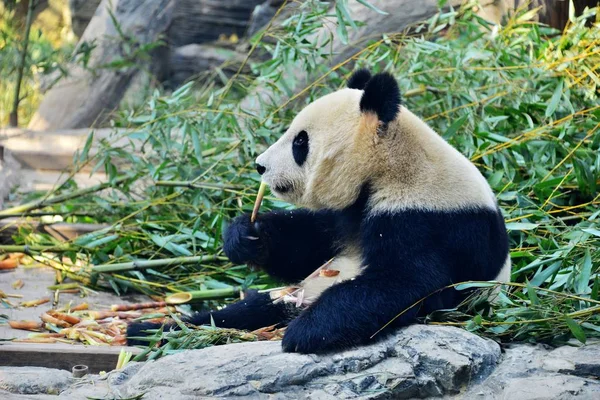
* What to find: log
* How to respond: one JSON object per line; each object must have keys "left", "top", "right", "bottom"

{"left": 27, "top": 0, "right": 174, "bottom": 131}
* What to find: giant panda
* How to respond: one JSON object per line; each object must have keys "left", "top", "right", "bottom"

{"left": 127, "top": 69, "right": 510, "bottom": 354}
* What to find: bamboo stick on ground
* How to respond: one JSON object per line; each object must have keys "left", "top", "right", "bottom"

{"left": 20, "top": 298, "right": 50, "bottom": 307}
{"left": 9, "top": 320, "right": 43, "bottom": 331}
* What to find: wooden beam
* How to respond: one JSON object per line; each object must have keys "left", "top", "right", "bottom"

{"left": 0, "top": 342, "right": 142, "bottom": 373}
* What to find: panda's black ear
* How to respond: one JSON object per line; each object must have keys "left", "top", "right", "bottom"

{"left": 359, "top": 72, "right": 400, "bottom": 125}
{"left": 347, "top": 69, "right": 372, "bottom": 90}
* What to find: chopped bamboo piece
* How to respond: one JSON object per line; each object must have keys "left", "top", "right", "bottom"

{"left": 9, "top": 320, "right": 43, "bottom": 331}
{"left": 41, "top": 313, "right": 71, "bottom": 328}
{"left": 251, "top": 182, "right": 267, "bottom": 223}
{"left": 71, "top": 302, "right": 89, "bottom": 311}
{"left": 111, "top": 301, "right": 167, "bottom": 311}
{"left": 48, "top": 311, "right": 81, "bottom": 325}
{"left": 0, "top": 290, "right": 23, "bottom": 299}
{"left": 20, "top": 297, "right": 50, "bottom": 307}
{"left": 0, "top": 258, "right": 18, "bottom": 270}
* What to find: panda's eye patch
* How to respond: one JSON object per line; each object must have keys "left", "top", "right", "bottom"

{"left": 292, "top": 130, "right": 309, "bottom": 166}
{"left": 293, "top": 131, "right": 307, "bottom": 146}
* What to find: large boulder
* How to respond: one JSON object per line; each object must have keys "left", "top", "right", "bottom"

{"left": 107, "top": 325, "right": 500, "bottom": 399}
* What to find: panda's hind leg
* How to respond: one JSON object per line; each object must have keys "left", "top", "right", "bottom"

{"left": 126, "top": 290, "right": 294, "bottom": 346}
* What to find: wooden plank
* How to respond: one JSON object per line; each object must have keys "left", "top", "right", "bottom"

{"left": 0, "top": 342, "right": 142, "bottom": 373}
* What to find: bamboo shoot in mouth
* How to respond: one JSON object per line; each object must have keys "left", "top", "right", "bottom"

{"left": 251, "top": 182, "right": 268, "bottom": 223}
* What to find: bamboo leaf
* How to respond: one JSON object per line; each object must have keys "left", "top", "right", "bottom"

{"left": 356, "top": 0, "right": 389, "bottom": 15}
{"left": 565, "top": 317, "right": 586, "bottom": 344}
{"left": 545, "top": 79, "right": 563, "bottom": 117}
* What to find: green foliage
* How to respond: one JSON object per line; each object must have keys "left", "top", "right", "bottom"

{"left": 3, "top": 1, "right": 600, "bottom": 347}
{"left": 0, "top": 6, "right": 74, "bottom": 125}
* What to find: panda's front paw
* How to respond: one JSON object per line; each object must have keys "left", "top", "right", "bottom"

{"left": 282, "top": 314, "right": 346, "bottom": 354}
{"left": 223, "top": 214, "right": 267, "bottom": 265}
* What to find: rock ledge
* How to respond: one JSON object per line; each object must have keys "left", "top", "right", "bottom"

{"left": 0, "top": 325, "right": 500, "bottom": 399}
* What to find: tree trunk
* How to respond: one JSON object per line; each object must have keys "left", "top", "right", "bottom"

{"left": 517, "top": 0, "right": 597, "bottom": 30}
{"left": 27, "top": 0, "right": 174, "bottom": 131}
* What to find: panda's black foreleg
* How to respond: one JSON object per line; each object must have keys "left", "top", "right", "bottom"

{"left": 281, "top": 269, "right": 447, "bottom": 354}
{"left": 223, "top": 209, "right": 340, "bottom": 282}
{"left": 127, "top": 290, "right": 295, "bottom": 346}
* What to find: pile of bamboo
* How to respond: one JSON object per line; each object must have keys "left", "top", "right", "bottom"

{"left": 8, "top": 301, "right": 175, "bottom": 346}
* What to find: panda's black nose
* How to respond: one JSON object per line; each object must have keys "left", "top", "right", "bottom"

{"left": 256, "top": 163, "right": 266, "bottom": 175}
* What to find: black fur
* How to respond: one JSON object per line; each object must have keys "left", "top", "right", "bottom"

{"left": 292, "top": 130, "right": 309, "bottom": 166}
{"left": 281, "top": 207, "right": 508, "bottom": 353}
{"left": 128, "top": 185, "right": 509, "bottom": 352}
{"left": 127, "top": 290, "right": 294, "bottom": 346}
{"left": 347, "top": 68, "right": 372, "bottom": 90}
{"left": 359, "top": 72, "right": 401, "bottom": 125}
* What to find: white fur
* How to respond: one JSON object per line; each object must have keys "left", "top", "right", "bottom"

{"left": 301, "top": 250, "right": 363, "bottom": 304}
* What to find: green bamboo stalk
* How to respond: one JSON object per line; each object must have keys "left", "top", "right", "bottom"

{"left": 154, "top": 181, "right": 242, "bottom": 190}
{"left": 165, "top": 287, "right": 242, "bottom": 304}
{"left": 0, "top": 244, "right": 75, "bottom": 253}
{"left": 165, "top": 284, "right": 269, "bottom": 304}
{"left": 92, "top": 255, "right": 227, "bottom": 273}
{"left": 0, "top": 175, "right": 133, "bottom": 218}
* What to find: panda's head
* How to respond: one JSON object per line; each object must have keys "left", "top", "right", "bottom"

{"left": 256, "top": 69, "right": 401, "bottom": 210}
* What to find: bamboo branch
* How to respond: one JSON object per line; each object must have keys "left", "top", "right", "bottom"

{"left": 154, "top": 181, "right": 242, "bottom": 190}
{"left": 92, "top": 255, "right": 227, "bottom": 273}
{"left": 0, "top": 175, "right": 134, "bottom": 217}
{"left": 0, "top": 244, "right": 76, "bottom": 253}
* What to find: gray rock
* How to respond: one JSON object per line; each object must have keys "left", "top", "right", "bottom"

{"left": 0, "top": 367, "right": 71, "bottom": 395}
{"left": 13, "top": 327, "right": 600, "bottom": 399}
{"left": 459, "top": 343, "right": 600, "bottom": 400}
{"left": 545, "top": 343, "right": 600, "bottom": 379}
{"left": 109, "top": 325, "right": 500, "bottom": 399}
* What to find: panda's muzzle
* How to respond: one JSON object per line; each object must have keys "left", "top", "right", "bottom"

{"left": 274, "top": 183, "right": 292, "bottom": 194}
